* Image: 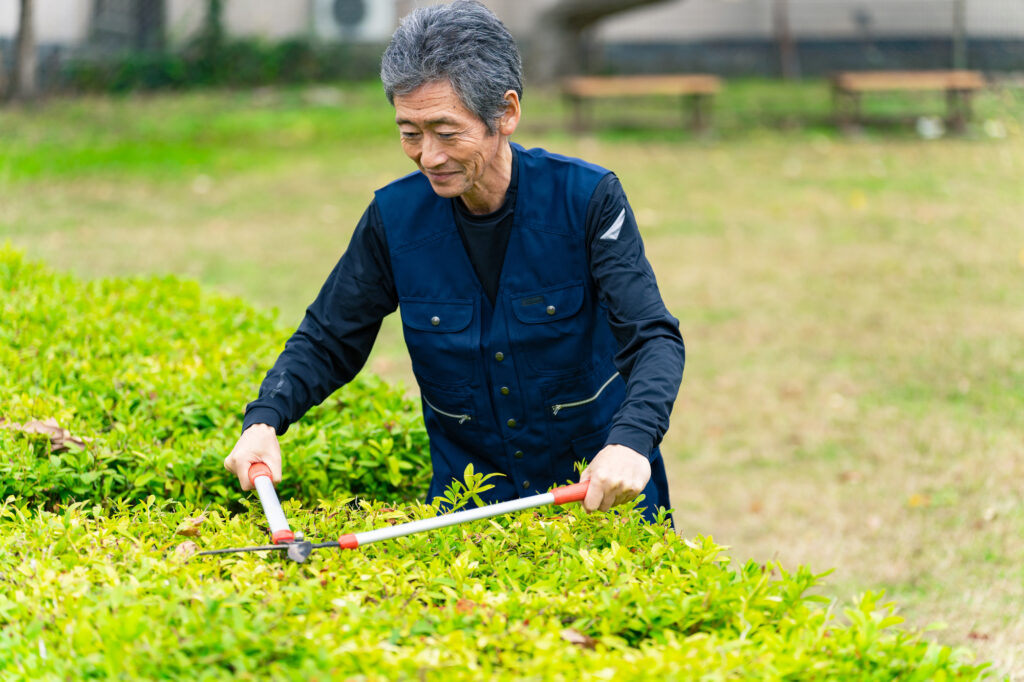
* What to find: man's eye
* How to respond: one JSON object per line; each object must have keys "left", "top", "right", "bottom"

{"left": 400, "top": 131, "right": 421, "bottom": 140}
{"left": 438, "top": 132, "right": 456, "bottom": 140}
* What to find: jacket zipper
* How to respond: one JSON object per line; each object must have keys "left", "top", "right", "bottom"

{"left": 422, "top": 395, "right": 472, "bottom": 424}
{"left": 550, "top": 372, "right": 620, "bottom": 416}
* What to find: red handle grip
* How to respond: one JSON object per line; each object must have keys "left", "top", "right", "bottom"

{"left": 551, "top": 480, "right": 590, "bottom": 505}
{"left": 247, "top": 462, "right": 272, "bottom": 489}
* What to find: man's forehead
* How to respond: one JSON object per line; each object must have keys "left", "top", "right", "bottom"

{"left": 393, "top": 81, "right": 474, "bottom": 125}
{"left": 395, "top": 114, "right": 463, "bottom": 127}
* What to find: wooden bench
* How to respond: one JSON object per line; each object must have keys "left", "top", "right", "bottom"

{"left": 562, "top": 74, "right": 722, "bottom": 133}
{"left": 831, "top": 70, "right": 986, "bottom": 133}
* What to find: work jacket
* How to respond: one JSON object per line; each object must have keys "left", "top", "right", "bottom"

{"left": 376, "top": 144, "right": 672, "bottom": 520}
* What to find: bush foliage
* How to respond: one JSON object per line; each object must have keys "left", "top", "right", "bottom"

{"left": 0, "top": 493, "right": 988, "bottom": 680}
{"left": 0, "top": 246, "right": 430, "bottom": 508}
{"left": 63, "top": 39, "right": 384, "bottom": 94}
{"left": 0, "top": 248, "right": 989, "bottom": 678}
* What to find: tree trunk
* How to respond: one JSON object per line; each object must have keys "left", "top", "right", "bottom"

{"left": 14, "top": 0, "right": 37, "bottom": 101}
{"left": 773, "top": 0, "right": 800, "bottom": 80}
{"left": 0, "top": 44, "right": 8, "bottom": 100}
{"left": 528, "top": 0, "right": 674, "bottom": 85}
{"left": 952, "top": 0, "right": 967, "bottom": 69}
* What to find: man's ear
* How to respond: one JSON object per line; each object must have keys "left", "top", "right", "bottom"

{"left": 497, "top": 89, "right": 521, "bottom": 136}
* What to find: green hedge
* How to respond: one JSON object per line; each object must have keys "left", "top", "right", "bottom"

{"left": 0, "top": 245, "right": 431, "bottom": 508}
{"left": 62, "top": 39, "right": 385, "bottom": 93}
{"left": 0, "top": 494, "right": 987, "bottom": 680}
{"left": 0, "top": 248, "right": 989, "bottom": 678}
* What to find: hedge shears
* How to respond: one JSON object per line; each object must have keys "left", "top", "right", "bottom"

{"left": 197, "top": 462, "right": 590, "bottom": 563}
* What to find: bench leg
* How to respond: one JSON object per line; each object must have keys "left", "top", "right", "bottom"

{"left": 688, "top": 93, "right": 712, "bottom": 134}
{"left": 833, "top": 87, "right": 860, "bottom": 134}
{"left": 565, "top": 94, "right": 584, "bottom": 133}
{"left": 946, "top": 89, "right": 971, "bottom": 134}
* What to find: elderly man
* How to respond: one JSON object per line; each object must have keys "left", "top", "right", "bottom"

{"left": 224, "top": 0, "right": 684, "bottom": 522}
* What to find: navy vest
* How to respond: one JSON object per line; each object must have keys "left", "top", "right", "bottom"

{"left": 376, "top": 144, "right": 669, "bottom": 521}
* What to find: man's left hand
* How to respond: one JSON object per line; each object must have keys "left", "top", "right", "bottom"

{"left": 579, "top": 444, "right": 651, "bottom": 513}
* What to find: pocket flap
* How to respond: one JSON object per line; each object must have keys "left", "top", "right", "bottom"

{"left": 420, "top": 382, "right": 476, "bottom": 422}
{"left": 401, "top": 299, "right": 474, "bottom": 333}
{"left": 511, "top": 282, "right": 584, "bottom": 324}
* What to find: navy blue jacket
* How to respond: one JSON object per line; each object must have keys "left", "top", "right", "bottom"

{"left": 244, "top": 144, "right": 684, "bottom": 521}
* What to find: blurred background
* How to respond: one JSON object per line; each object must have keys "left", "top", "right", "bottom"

{"left": 1, "top": 0, "right": 1023, "bottom": 93}
{"left": 2, "top": 0, "right": 1023, "bottom": 677}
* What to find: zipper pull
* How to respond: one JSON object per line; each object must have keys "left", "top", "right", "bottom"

{"left": 551, "top": 405, "right": 562, "bottom": 416}
{"left": 458, "top": 415, "right": 470, "bottom": 424}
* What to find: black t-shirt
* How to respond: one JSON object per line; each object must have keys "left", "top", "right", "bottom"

{"left": 451, "top": 149, "right": 519, "bottom": 306}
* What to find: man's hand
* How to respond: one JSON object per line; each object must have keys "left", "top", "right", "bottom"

{"left": 579, "top": 444, "right": 651, "bottom": 513}
{"left": 223, "top": 423, "right": 282, "bottom": 491}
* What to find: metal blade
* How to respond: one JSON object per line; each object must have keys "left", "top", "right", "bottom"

{"left": 286, "top": 541, "right": 313, "bottom": 563}
{"left": 196, "top": 544, "right": 288, "bottom": 557}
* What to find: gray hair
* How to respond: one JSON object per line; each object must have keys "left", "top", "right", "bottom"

{"left": 380, "top": 1, "right": 523, "bottom": 134}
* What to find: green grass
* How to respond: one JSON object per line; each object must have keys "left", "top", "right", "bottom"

{"left": 2, "top": 78, "right": 1023, "bottom": 676}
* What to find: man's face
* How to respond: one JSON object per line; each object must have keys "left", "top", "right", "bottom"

{"left": 393, "top": 80, "right": 504, "bottom": 205}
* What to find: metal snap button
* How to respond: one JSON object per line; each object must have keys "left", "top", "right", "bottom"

{"left": 522, "top": 480, "right": 530, "bottom": 489}
{"left": 494, "top": 352, "right": 504, "bottom": 362}
{"left": 514, "top": 450, "right": 524, "bottom": 459}
{"left": 546, "top": 305, "right": 556, "bottom": 315}
{"left": 430, "top": 316, "right": 440, "bottom": 326}
{"left": 506, "top": 418, "right": 517, "bottom": 428}
{"left": 500, "top": 386, "right": 510, "bottom": 396}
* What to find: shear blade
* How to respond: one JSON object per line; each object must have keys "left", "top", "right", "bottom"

{"left": 286, "top": 541, "right": 313, "bottom": 563}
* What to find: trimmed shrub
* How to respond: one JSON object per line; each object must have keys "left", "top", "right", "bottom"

{"left": 0, "top": 493, "right": 988, "bottom": 679}
{"left": 0, "top": 246, "right": 431, "bottom": 508}
{"left": 0, "top": 249, "right": 989, "bottom": 678}
{"left": 61, "top": 39, "right": 386, "bottom": 94}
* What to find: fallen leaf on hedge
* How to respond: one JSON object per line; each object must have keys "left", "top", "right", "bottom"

{"left": 175, "top": 514, "right": 208, "bottom": 537}
{"left": 455, "top": 599, "right": 477, "bottom": 614}
{"left": 560, "top": 628, "right": 596, "bottom": 650}
{"left": 0, "top": 417, "right": 90, "bottom": 453}
{"left": 173, "top": 541, "right": 199, "bottom": 560}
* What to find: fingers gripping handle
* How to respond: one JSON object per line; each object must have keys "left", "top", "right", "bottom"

{"left": 248, "top": 463, "right": 294, "bottom": 544}
{"left": 552, "top": 480, "right": 589, "bottom": 505}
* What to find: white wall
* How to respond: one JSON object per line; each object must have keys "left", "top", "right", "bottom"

{"left": 0, "top": 0, "right": 94, "bottom": 44}
{"left": 596, "top": 0, "right": 1024, "bottom": 42}
{"left": 968, "top": 0, "right": 1024, "bottom": 37}
{"left": 165, "top": 0, "right": 312, "bottom": 46}
{"left": 2, "top": 0, "right": 1020, "bottom": 48}
{"left": 223, "top": 0, "right": 310, "bottom": 39}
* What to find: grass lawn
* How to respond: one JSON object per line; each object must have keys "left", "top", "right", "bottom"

{"left": 2, "top": 79, "right": 1023, "bottom": 676}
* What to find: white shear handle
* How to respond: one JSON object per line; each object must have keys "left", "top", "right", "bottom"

{"left": 248, "top": 462, "right": 294, "bottom": 544}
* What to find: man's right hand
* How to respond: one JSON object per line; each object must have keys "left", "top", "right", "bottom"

{"left": 223, "top": 423, "right": 282, "bottom": 491}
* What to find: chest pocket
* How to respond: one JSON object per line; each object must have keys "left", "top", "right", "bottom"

{"left": 509, "top": 281, "right": 590, "bottom": 375}
{"left": 400, "top": 298, "right": 478, "bottom": 387}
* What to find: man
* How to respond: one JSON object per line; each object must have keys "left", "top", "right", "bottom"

{"left": 224, "top": 1, "right": 684, "bottom": 523}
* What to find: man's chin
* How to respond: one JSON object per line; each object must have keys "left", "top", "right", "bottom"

{"left": 426, "top": 179, "right": 465, "bottom": 199}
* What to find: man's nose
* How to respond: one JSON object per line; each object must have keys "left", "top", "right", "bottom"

{"left": 420, "top": 135, "right": 448, "bottom": 168}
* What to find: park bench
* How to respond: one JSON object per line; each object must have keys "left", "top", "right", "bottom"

{"left": 831, "top": 70, "right": 987, "bottom": 133}
{"left": 562, "top": 74, "right": 722, "bottom": 133}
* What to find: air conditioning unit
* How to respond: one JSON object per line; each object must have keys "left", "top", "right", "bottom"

{"left": 313, "top": 0, "right": 396, "bottom": 42}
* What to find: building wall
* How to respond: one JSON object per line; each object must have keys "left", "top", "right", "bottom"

{"left": 399, "top": 0, "right": 1024, "bottom": 42}
{"left": 165, "top": 0, "right": 312, "bottom": 45}
{"left": 2, "top": 0, "right": 1024, "bottom": 74}
{"left": 0, "top": 0, "right": 94, "bottom": 43}
{"left": 9, "top": 1, "right": 1021, "bottom": 48}
{"left": 596, "top": 0, "right": 1024, "bottom": 41}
